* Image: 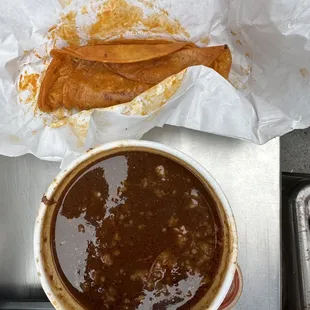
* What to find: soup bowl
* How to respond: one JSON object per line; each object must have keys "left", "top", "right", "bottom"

{"left": 34, "top": 140, "right": 238, "bottom": 309}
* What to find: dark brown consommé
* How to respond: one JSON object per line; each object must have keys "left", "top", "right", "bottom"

{"left": 51, "top": 151, "right": 224, "bottom": 310}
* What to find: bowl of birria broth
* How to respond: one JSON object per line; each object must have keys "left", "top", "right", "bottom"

{"left": 34, "top": 140, "right": 237, "bottom": 310}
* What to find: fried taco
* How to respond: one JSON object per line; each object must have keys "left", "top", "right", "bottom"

{"left": 38, "top": 41, "right": 232, "bottom": 112}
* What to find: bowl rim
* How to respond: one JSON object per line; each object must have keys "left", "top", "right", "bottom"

{"left": 34, "top": 139, "right": 238, "bottom": 310}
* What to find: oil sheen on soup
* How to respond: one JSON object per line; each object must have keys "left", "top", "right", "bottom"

{"left": 51, "top": 151, "right": 224, "bottom": 309}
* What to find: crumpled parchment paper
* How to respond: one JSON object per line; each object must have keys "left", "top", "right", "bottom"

{"left": 1, "top": 0, "right": 309, "bottom": 165}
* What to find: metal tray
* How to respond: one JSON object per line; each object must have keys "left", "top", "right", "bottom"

{"left": 0, "top": 126, "right": 281, "bottom": 309}
{"left": 0, "top": 155, "right": 57, "bottom": 309}
{"left": 282, "top": 172, "right": 310, "bottom": 310}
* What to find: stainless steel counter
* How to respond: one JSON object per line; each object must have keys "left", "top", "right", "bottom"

{"left": 0, "top": 125, "right": 280, "bottom": 309}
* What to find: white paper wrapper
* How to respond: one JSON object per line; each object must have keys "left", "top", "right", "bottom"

{"left": 1, "top": 0, "right": 309, "bottom": 165}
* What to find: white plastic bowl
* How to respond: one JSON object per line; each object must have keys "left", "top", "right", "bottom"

{"left": 34, "top": 140, "right": 238, "bottom": 310}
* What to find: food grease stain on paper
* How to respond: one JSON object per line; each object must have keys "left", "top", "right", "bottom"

{"left": 63, "top": 110, "right": 92, "bottom": 146}
{"left": 48, "top": 11, "right": 80, "bottom": 46}
{"left": 48, "top": 107, "right": 73, "bottom": 128}
{"left": 48, "top": 0, "right": 189, "bottom": 46}
{"left": 137, "top": 0, "right": 154, "bottom": 9}
{"left": 8, "top": 135, "right": 21, "bottom": 143}
{"left": 18, "top": 72, "right": 39, "bottom": 104}
{"left": 81, "top": 5, "right": 88, "bottom": 14}
{"left": 198, "top": 37, "right": 210, "bottom": 46}
{"left": 300, "top": 68, "right": 309, "bottom": 78}
{"left": 229, "top": 73, "right": 247, "bottom": 90}
{"left": 240, "top": 65, "right": 251, "bottom": 75}
{"left": 87, "top": 0, "right": 189, "bottom": 40}
{"left": 58, "top": 0, "right": 72, "bottom": 8}
{"left": 19, "top": 72, "right": 39, "bottom": 93}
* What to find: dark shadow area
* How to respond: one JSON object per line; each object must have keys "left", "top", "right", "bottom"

{"left": 282, "top": 172, "right": 310, "bottom": 310}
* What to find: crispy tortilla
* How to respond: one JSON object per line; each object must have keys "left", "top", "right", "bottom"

{"left": 104, "top": 45, "right": 230, "bottom": 84}
{"left": 51, "top": 41, "right": 189, "bottom": 63}
{"left": 38, "top": 41, "right": 232, "bottom": 112}
{"left": 209, "top": 48, "right": 232, "bottom": 79}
